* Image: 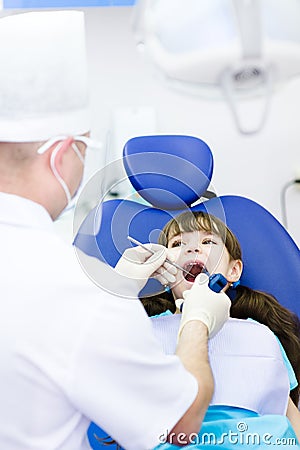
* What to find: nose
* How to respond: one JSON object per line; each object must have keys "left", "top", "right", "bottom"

{"left": 185, "top": 243, "right": 201, "bottom": 254}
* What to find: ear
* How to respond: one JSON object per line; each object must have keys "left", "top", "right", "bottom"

{"left": 226, "top": 259, "right": 243, "bottom": 283}
{"left": 49, "top": 138, "right": 73, "bottom": 172}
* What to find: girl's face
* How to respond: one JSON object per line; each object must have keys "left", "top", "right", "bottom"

{"left": 167, "top": 229, "right": 242, "bottom": 300}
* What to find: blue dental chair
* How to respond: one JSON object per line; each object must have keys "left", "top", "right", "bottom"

{"left": 74, "top": 134, "right": 300, "bottom": 449}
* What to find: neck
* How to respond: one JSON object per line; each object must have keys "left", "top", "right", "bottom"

{"left": 0, "top": 180, "right": 64, "bottom": 221}
{"left": 0, "top": 142, "right": 66, "bottom": 220}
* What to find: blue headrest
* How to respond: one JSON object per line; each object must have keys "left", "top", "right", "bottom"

{"left": 123, "top": 135, "right": 213, "bottom": 209}
{"left": 74, "top": 134, "right": 300, "bottom": 317}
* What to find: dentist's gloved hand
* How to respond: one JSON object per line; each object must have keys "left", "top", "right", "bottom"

{"left": 178, "top": 273, "right": 231, "bottom": 339}
{"left": 115, "top": 244, "right": 177, "bottom": 291}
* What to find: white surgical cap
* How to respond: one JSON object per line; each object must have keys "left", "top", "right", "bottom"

{"left": 0, "top": 11, "right": 90, "bottom": 142}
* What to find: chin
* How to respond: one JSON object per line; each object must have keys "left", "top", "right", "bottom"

{"left": 173, "top": 278, "right": 193, "bottom": 299}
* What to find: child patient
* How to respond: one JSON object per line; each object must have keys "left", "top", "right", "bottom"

{"left": 140, "top": 210, "right": 300, "bottom": 448}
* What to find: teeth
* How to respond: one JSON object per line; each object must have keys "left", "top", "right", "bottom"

{"left": 183, "top": 261, "right": 207, "bottom": 281}
{"left": 185, "top": 262, "right": 204, "bottom": 270}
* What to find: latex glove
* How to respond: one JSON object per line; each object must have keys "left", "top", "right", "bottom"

{"left": 178, "top": 273, "right": 231, "bottom": 339}
{"left": 115, "top": 244, "right": 177, "bottom": 291}
{"left": 152, "top": 259, "right": 177, "bottom": 286}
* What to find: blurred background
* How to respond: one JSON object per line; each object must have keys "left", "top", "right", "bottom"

{"left": 1, "top": 0, "right": 299, "bottom": 246}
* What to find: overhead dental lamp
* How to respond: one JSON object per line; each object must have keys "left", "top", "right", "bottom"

{"left": 133, "top": 0, "right": 300, "bottom": 134}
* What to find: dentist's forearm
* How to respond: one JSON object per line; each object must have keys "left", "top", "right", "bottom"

{"left": 168, "top": 321, "right": 214, "bottom": 446}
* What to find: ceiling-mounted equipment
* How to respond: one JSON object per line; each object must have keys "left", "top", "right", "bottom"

{"left": 133, "top": 0, "right": 300, "bottom": 134}
{"left": 1, "top": 0, "right": 135, "bottom": 9}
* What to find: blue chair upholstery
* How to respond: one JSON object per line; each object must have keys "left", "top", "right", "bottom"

{"left": 74, "top": 134, "right": 300, "bottom": 449}
{"left": 75, "top": 134, "right": 300, "bottom": 313}
{"left": 87, "top": 423, "right": 120, "bottom": 450}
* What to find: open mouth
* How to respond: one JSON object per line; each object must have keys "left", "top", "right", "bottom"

{"left": 183, "top": 262, "right": 208, "bottom": 283}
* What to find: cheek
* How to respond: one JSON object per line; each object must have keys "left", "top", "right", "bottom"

{"left": 210, "top": 255, "right": 232, "bottom": 278}
{"left": 207, "top": 247, "right": 228, "bottom": 268}
{"left": 166, "top": 247, "right": 183, "bottom": 265}
{"left": 72, "top": 164, "right": 84, "bottom": 189}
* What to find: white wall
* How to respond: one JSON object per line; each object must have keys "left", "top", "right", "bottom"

{"left": 77, "top": 6, "right": 300, "bottom": 245}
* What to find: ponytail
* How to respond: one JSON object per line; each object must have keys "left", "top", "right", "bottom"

{"left": 231, "top": 285, "right": 300, "bottom": 405}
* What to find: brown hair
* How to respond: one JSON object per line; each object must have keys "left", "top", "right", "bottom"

{"left": 158, "top": 209, "right": 241, "bottom": 260}
{"left": 140, "top": 291, "right": 176, "bottom": 316}
{"left": 147, "top": 210, "right": 300, "bottom": 405}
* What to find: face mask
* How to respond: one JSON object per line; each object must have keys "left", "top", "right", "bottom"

{"left": 37, "top": 135, "right": 102, "bottom": 208}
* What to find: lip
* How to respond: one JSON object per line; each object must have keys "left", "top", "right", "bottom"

{"left": 182, "top": 259, "right": 208, "bottom": 283}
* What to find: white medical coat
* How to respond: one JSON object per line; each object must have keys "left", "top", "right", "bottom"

{"left": 0, "top": 193, "right": 197, "bottom": 450}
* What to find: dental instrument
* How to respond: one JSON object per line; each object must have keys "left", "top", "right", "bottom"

{"left": 127, "top": 235, "right": 195, "bottom": 278}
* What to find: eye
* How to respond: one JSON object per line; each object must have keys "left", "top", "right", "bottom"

{"left": 202, "top": 237, "right": 217, "bottom": 245}
{"left": 170, "top": 238, "right": 183, "bottom": 248}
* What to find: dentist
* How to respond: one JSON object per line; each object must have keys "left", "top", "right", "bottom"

{"left": 0, "top": 11, "right": 230, "bottom": 450}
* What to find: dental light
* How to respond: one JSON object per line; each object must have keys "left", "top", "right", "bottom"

{"left": 133, "top": 0, "right": 300, "bottom": 134}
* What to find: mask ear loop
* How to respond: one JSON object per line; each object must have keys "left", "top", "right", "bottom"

{"left": 64, "top": 142, "right": 86, "bottom": 212}
{"left": 50, "top": 139, "right": 73, "bottom": 204}
{"left": 71, "top": 142, "right": 85, "bottom": 164}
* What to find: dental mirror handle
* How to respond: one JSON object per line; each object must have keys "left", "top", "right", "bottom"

{"left": 127, "top": 235, "right": 195, "bottom": 278}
